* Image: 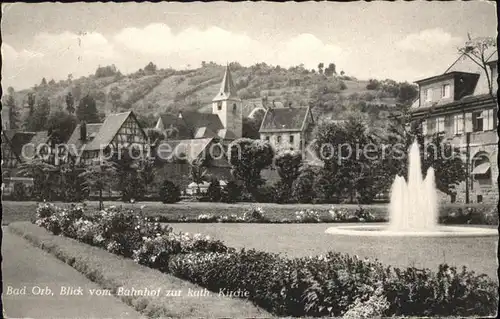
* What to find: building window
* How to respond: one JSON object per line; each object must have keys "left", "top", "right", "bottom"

{"left": 289, "top": 135, "right": 294, "bottom": 143}
{"left": 441, "top": 84, "right": 450, "bottom": 98}
{"left": 483, "top": 109, "right": 494, "bottom": 131}
{"left": 277, "top": 135, "right": 282, "bottom": 143}
{"left": 473, "top": 111, "right": 483, "bottom": 132}
{"left": 233, "top": 104, "right": 237, "bottom": 112}
{"left": 477, "top": 195, "right": 483, "bottom": 203}
{"left": 217, "top": 102, "right": 222, "bottom": 111}
{"left": 453, "top": 114, "right": 464, "bottom": 135}
{"left": 471, "top": 153, "right": 491, "bottom": 189}
{"left": 421, "top": 120, "right": 427, "bottom": 136}
{"left": 424, "top": 88, "right": 432, "bottom": 102}
{"left": 435, "top": 116, "right": 445, "bottom": 133}
{"left": 265, "top": 136, "right": 270, "bottom": 142}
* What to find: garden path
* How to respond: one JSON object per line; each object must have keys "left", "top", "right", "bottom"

{"left": 1, "top": 228, "right": 144, "bottom": 319}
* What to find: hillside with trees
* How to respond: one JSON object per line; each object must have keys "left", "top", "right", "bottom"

{"left": 4, "top": 61, "right": 417, "bottom": 131}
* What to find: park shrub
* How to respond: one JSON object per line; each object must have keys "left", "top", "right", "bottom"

{"left": 272, "top": 180, "right": 292, "bottom": 204}
{"left": 292, "top": 168, "right": 316, "bottom": 203}
{"left": 220, "top": 181, "right": 241, "bottom": 203}
{"left": 439, "top": 205, "right": 498, "bottom": 225}
{"left": 168, "top": 250, "right": 498, "bottom": 317}
{"left": 159, "top": 180, "right": 181, "bottom": 204}
{"left": 12, "top": 182, "right": 29, "bottom": 200}
{"left": 242, "top": 206, "right": 268, "bottom": 222}
{"left": 34, "top": 203, "right": 229, "bottom": 266}
{"left": 206, "top": 179, "right": 222, "bottom": 202}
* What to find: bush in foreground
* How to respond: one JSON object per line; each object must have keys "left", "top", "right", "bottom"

{"left": 168, "top": 250, "right": 498, "bottom": 317}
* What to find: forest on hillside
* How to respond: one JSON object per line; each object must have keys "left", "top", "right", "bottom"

{"left": 3, "top": 60, "right": 418, "bottom": 138}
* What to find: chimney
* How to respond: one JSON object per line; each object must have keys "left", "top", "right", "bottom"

{"left": 80, "top": 121, "right": 87, "bottom": 141}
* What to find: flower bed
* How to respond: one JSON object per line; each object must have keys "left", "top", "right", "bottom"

{"left": 33, "top": 203, "right": 498, "bottom": 318}
{"left": 155, "top": 206, "right": 386, "bottom": 223}
{"left": 3, "top": 200, "right": 497, "bottom": 226}
{"left": 147, "top": 204, "right": 498, "bottom": 226}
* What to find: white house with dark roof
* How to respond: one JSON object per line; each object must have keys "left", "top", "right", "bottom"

{"left": 259, "top": 104, "right": 315, "bottom": 153}
{"left": 411, "top": 54, "right": 498, "bottom": 204}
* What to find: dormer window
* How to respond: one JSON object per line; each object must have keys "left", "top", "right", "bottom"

{"left": 217, "top": 102, "right": 222, "bottom": 110}
{"left": 424, "top": 88, "right": 433, "bottom": 102}
{"left": 441, "top": 84, "right": 450, "bottom": 98}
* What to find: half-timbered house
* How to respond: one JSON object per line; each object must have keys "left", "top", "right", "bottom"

{"left": 66, "top": 111, "right": 149, "bottom": 164}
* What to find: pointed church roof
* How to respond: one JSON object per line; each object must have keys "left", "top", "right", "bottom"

{"left": 212, "top": 64, "right": 240, "bottom": 102}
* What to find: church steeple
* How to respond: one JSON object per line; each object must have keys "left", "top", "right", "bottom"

{"left": 211, "top": 63, "right": 243, "bottom": 139}
{"left": 213, "top": 64, "right": 239, "bottom": 101}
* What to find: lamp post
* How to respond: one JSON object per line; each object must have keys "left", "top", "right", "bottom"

{"left": 465, "top": 132, "right": 471, "bottom": 204}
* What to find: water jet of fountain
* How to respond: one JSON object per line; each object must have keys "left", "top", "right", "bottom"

{"left": 389, "top": 141, "right": 438, "bottom": 232}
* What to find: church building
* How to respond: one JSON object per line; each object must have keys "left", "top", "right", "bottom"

{"left": 155, "top": 64, "right": 243, "bottom": 142}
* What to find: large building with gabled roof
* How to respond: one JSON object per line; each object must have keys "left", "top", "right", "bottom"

{"left": 259, "top": 103, "right": 315, "bottom": 153}
{"left": 66, "top": 111, "right": 148, "bottom": 165}
{"left": 411, "top": 53, "right": 498, "bottom": 204}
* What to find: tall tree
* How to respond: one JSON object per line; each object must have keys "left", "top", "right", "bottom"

{"left": 274, "top": 150, "right": 302, "bottom": 188}
{"left": 189, "top": 159, "right": 208, "bottom": 194}
{"left": 137, "top": 158, "right": 156, "bottom": 195}
{"left": 108, "top": 150, "right": 146, "bottom": 202}
{"left": 228, "top": 138, "right": 274, "bottom": 198}
{"left": 317, "top": 62, "right": 324, "bottom": 74}
{"left": 79, "top": 160, "right": 117, "bottom": 210}
{"left": 59, "top": 161, "right": 87, "bottom": 202}
{"left": 144, "top": 62, "right": 157, "bottom": 73}
{"left": 76, "top": 94, "right": 100, "bottom": 123}
{"left": 25, "top": 96, "right": 50, "bottom": 131}
{"left": 72, "top": 84, "right": 82, "bottom": 103}
{"left": 18, "top": 159, "right": 58, "bottom": 201}
{"left": 324, "top": 63, "right": 337, "bottom": 76}
{"left": 5, "top": 87, "right": 20, "bottom": 129}
{"left": 27, "top": 92, "right": 36, "bottom": 115}
{"left": 46, "top": 111, "right": 78, "bottom": 144}
{"left": 457, "top": 35, "right": 497, "bottom": 96}
{"left": 65, "top": 92, "right": 75, "bottom": 114}
{"left": 108, "top": 86, "right": 122, "bottom": 112}
{"left": 313, "top": 116, "right": 385, "bottom": 203}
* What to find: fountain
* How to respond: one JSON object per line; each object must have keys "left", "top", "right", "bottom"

{"left": 325, "top": 141, "right": 497, "bottom": 237}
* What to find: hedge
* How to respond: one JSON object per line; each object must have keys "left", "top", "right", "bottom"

{"left": 168, "top": 250, "right": 498, "bottom": 317}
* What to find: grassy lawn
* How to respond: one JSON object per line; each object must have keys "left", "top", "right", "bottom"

{"left": 171, "top": 222, "right": 498, "bottom": 280}
{"left": 1, "top": 200, "right": 387, "bottom": 225}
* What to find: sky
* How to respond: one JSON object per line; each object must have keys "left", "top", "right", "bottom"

{"left": 1, "top": 1, "right": 497, "bottom": 90}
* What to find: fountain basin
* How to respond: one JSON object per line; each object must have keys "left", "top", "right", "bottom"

{"left": 325, "top": 224, "right": 498, "bottom": 237}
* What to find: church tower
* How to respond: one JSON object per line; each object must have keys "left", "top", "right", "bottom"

{"left": 212, "top": 64, "right": 243, "bottom": 139}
